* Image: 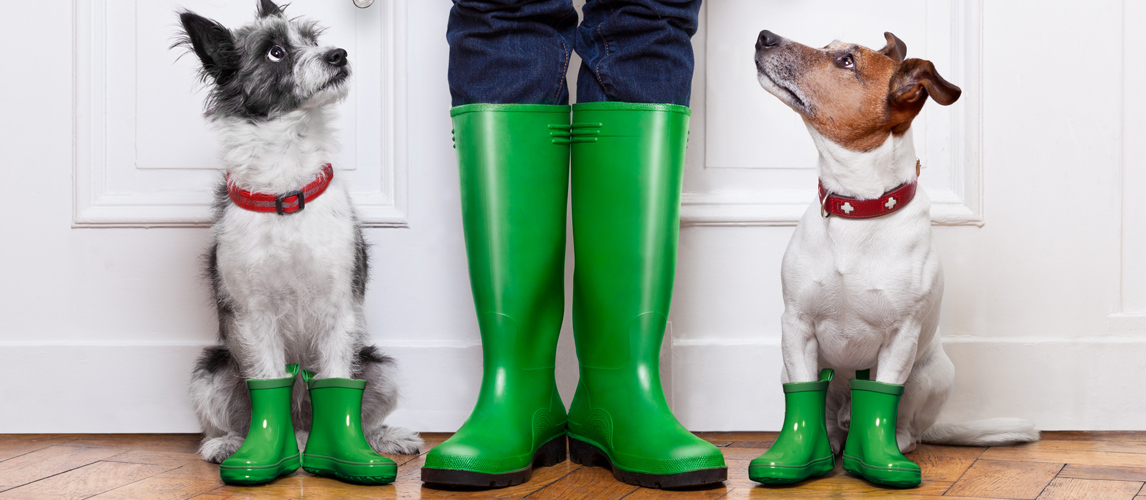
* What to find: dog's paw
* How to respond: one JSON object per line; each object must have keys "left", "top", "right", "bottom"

{"left": 897, "top": 432, "right": 918, "bottom": 454}
{"left": 829, "top": 435, "right": 844, "bottom": 456}
{"left": 366, "top": 425, "right": 423, "bottom": 455}
{"left": 200, "top": 434, "right": 244, "bottom": 463}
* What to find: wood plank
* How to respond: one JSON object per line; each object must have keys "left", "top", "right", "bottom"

{"left": 623, "top": 483, "right": 729, "bottom": 500}
{"left": 719, "top": 447, "right": 770, "bottom": 461}
{"left": 61, "top": 434, "right": 202, "bottom": 454}
{"left": 1059, "top": 464, "right": 1146, "bottom": 482}
{"left": 393, "top": 454, "right": 426, "bottom": 500}
{"left": 946, "top": 459, "right": 1062, "bottom": 499}
{"left": 695, "top": 432, "right": 778, "bottom": 443}
{"left": 726, "top": 440, "right": 774, "bottom": 449}
{"left": 904, "top": 444, "right": 985, "bottom": 482}
{"left": 724, "top": 487, "right": 996, "bottom": 499}
{"left": 526, "top": 465, "right": 637, "bottom": 500}
{"left": 1015, "top": 439, "right": 1146, "bottom": 455}
{"left": 1036, "top": 478, "right": 1143, "bottom": 500}
{"left": 0, "top": 446, "right": 126, "bottom": 492}
{"left": 89, "top": 459, "right": 223, "bottom": 500}
{"left": 0, "top": 461, "right": 177, "bottom": 500}
{"left": 210, "top": 474, "right": 398, "bottom": 500}
{"left": 1041, "top": 432, "right": 1146, "bottom": 442}
{"left": 0, "top": 436, "right": 76, "bottom": 463}
{"left": 980, "top": 446, "right": 1146, "bottom": 468}
{"left": 102, "top": 449, "right": 206, "bottom": 467}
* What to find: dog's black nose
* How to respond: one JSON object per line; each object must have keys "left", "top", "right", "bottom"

{"left": 325, "top": 48, "right": 348, "bottom": 67}
{"left": 757, "top": 30, "right": 781, "bottom": 50}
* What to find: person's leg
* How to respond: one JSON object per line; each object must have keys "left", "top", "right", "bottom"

{"left": 565, "top": 1, "right": 721, "bottom": 488}
{"left": 575, "top": 0, "right": 702, "bottom": 105}
{"left": 448, "top": 0, "right": 578, "bottom": 105}
{"left": 429, "top": 1, "right": 577, "bottom": 488}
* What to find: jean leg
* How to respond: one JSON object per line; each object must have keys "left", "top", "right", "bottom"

{"left": 575, "top": 0, "right": 701, "bottom": 105}
{"left": 448, "top": 0, "right": 579, "bottom": 106}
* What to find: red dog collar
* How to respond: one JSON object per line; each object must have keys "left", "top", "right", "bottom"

{"left": 226, "top": 164, "right": 333, "bottom": 215}
{"left": 818, "top": 161, "right": 920, "bottom": 219}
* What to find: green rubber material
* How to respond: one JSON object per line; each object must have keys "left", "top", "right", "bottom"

{"left": 842, "top": 378, "right": 921, "bottom": 488}
{"left": 423, "top": 104, "right": 571, "bottom": 484}
{"left": 749, "top": 369, "right": 835, "bottom": 485}
{"left": 219, "top": 364, "right": 301, "bottom": 486}
{"left": 850, "top": 378, "right": 906, "bottom": 396}
{"left": 565, "top": 102, "right": 725, "bottom": 486}
{"left": 301, "top": 369, "right": 397, "bottom": 485}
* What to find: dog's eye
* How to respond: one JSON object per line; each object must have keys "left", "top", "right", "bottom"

{"left": 267, "top": 45, "right": 286, "bottom": 63}
{"left": 836, "top": 54, "right": 855, "bottom": 69}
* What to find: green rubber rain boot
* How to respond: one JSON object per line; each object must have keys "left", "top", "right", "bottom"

{"left": 842, "top": 370, "right": 921, "bottom": 488}
{"left": 749, "top": 369, "right": 835, "bottom": 484}
{"left": 219, "top": 364, "right": 301, "bottom": 485}
{"left": 300, "top": 370, "right": 397, "bottom": 484}
{"left": 566, "top": 102, "right": 727, "bottom": 489}
{"left": 421, "top": 104, "right": 571, "bottom": 488}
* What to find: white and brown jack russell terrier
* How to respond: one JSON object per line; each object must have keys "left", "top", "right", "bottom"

{"left": 754, "top": 30, "right": 1038, "bottom": 454}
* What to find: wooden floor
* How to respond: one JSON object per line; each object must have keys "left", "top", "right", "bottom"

{"left": 1, "top": 432, "right": 1145, "bottom": 499}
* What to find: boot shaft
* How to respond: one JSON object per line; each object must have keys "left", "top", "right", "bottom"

{"left": 569, "top": 102, "right": 691, "bottom": 372}
{"left": 244, "top": 364, "right": 300, "bottom": 429}
{"left": 451, "top": 103, "right": 571, "bottom": 373}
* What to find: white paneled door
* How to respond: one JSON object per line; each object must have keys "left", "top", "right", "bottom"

{"left": 74, "top": 0, "right": 407, "bottom": 227}
{"left": 0, "top": 0, "right": 1143, "bottom": 434}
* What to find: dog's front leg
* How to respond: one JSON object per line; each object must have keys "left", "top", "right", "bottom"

{"left": 780, "top": 310, "right": 820, "bottom": 383}
{"left": 308, "top": 310, "right": 359, "bottom": 379}
{"left": 232, "top": 313, "right": 288, "bottom": 379}
{"left": 875, "top": 320, "right": 921, "bottom": 385}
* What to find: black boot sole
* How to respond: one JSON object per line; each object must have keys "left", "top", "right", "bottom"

{"left": 568, "top": 437, "right": 727, "bottom": 489}
{"left": 421, "top": 435, "right": 567, "bottom": 489}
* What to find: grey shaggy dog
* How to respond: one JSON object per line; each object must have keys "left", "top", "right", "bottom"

{"left": 177, "top": 0, "right": 421, "bottom": 463}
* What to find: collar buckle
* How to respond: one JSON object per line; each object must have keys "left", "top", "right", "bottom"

{"left": 275, "top": 190, "right": 306, "bottom": 215}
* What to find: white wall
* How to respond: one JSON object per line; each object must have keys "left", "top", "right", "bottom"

{"left": 0, "top": 0, "right": 1144, "bottom": 433}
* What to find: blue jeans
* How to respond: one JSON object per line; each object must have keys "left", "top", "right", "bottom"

{"left": 447, "top": 0, "right": 702, "bottom": 106}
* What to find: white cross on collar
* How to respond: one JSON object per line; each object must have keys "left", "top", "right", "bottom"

{"left": 885, "top": 197, "right": 897, "bottom": 210}
{"left": 841, "top": 202, "right": 855, "bottom": 214}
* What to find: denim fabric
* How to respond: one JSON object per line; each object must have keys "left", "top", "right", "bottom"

{"left": 447, "top": 0, "right": 701, "bottom": 106}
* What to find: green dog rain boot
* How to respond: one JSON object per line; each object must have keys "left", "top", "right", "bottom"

{"left": 301, "top": 370, "right": 397, "bottom": 485}
{"left": 566, "top": 102, "right": 727, "bottom": 489}
{"left": 749, "top": 369, "right": 835, "bottom": 484}
{"left": 219, "top": 364, "right": 302, "bottom": 485}
{"left": 421, "top": 104, "right": 572, "bottom": 488}
{"left": 841, "top": 370, "right": 922, "bottom": 488}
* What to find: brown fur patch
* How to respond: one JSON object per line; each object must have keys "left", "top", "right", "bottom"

{"left": 756, "top": 34, "right": 961, "bottom": 152}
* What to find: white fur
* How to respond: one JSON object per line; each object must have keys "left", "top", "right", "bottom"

{"left": 780, "top": 126, "right": 1038, "bottom": 453}
{"left": 212, "top": 108, "right": 362, "bottom": 381}
{"left": 185, "top": 12, "right": 422, "bottom": 459}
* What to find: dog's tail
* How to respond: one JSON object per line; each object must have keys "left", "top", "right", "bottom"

{"left": 921, "top": 418, "right": 1040, "bottom": 447}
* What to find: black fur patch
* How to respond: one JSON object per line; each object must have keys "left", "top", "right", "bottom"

{"left": 176, "top": 12, "right": 240, "bottom": 86}
{"left": 357, "top": 345, "right": 394, "bottom": 366}
{"left": 257, "top": 0, "right": 283, "bottom": 18}
{"left": 203, "top": 242, "right": 235, "bottom": 341}
{"left": 211, "top": 180, "right": 230, "bottom": 222}
{"left": 195, "top": 345, "right": 234, "bottom": 375}
{"left": 352, "top": 227, "right": 370, "bottom": 300}
{"left": 176, "top": 1, "right": 332, "bottom": 121}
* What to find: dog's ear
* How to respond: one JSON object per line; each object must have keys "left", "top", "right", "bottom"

{"left": 880, "top": 32, "right": 907, "bottom": 63}
{"left": 890, "top": 58, "right": 961, "bottom": 107}
{"left": 177, "top": 11, "right": 239, "bottom": 86}
{"left": 258, "top": 0, "right": 283, "bottom": 18}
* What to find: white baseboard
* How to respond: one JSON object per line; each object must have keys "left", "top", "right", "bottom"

{"left": 2, "top": 337, "right": 1144, "bottom": 433}
{"left": 669, "top": 336, "right": 1146, "bottom": 431}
